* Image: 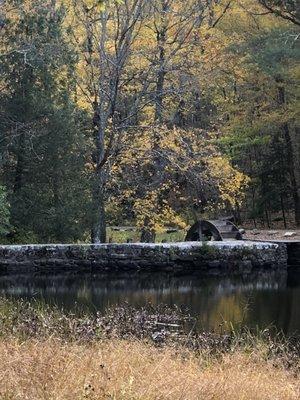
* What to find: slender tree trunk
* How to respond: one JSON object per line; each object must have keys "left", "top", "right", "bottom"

{"left": 234, "top": 202, "right": 242, "bottom": 225}
{"left": 280, "top": 194, "right": 287, "bottom": 228}
{"left": 265, "top": 207, "right": 270, "bottom": 228}
{"left": 91, "top": 107, "right": 107, "bottom": 243}
{"left": 282, "top": 123, "right": 300, "bottom": 226}
{"left": 140, "top": 1, "right": 167, "bottom": 243}
{"left": 13, "top": 133, "right": 25, "bottom": 193}
{"left": 91, "top": 171, "right": 106, "bottom": 243}
{"left": 277, "top": 82, "right": 300, "bottom": 226}
{"left": 154, "top": 1, "right": 167, "bottom": 123}
{"left": 155, "top": 68, "right": 165, "bottom": 122}
{"left": 291, "top": 126, "right": 300, "bottom": 225}
{"left": 52, "top": 168, "right": 61, "bottom": 241}
{"left": 89, "top": 2, "right": 145, "bottom": 243}
{"left": 140, "top": 216, "right": 156, "bottom": 243}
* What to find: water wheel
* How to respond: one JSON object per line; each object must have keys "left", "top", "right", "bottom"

{"left": 185, "top": 219, "right": 243, "bottom": 241}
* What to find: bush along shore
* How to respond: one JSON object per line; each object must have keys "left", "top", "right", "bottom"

{"left": 0, "top": 298, "right": 299, "bottom": 400}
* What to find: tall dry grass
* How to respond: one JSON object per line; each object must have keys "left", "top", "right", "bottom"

{"left": 0, "top": 338, "right": 299, "bottom": 400}
{"left": 0, "top": 298, "right": 299, "bottom": 399}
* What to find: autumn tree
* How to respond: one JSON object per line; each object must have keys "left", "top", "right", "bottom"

{"left": 106, "top": 124, "right": 249, "bottom": 241}
{"left": 1, "top": 0, "right": 298, "bottom": 244}
{"left": 69, "top": 0, "right": 154, "bottom": 242}
{"left": 69, "top": 0, "right": 239, "bottom": 242}
{"left": 202, "top": 0, "right": 300, "bottom": 226}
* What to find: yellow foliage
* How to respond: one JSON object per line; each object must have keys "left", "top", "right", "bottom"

{"left": 207, "top": 157, "right": 250, "bottom": 208}
{"left": 108, "top": 125, "right": 249, "bottom": 233}
{"left": 133, "top": 190, "right": 187, "bottom": 232}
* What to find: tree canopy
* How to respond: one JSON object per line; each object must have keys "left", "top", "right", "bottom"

{"left": 0, "top": 0, "right": 299, "bottom": 243}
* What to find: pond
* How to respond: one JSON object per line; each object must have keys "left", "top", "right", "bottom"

{"left": 0, "top": 269, "right": 299, "bottom": 335}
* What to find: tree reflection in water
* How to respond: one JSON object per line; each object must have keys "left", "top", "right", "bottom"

{"left": 0, "top": 270, "right": 299, "bottom": 335}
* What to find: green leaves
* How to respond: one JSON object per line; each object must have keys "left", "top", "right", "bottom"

{"left": 230, "top": 26, "right": 299, "bottom": 78}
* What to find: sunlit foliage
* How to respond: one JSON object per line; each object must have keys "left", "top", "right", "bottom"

{"left": 0, "top": 0, "right": 299, "bottom": 243}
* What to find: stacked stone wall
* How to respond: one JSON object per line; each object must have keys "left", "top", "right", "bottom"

{"left": 0, "top": 241, "right": 287, "bottom": 276}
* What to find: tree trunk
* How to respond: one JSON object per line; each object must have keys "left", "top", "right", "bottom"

{"left": 91, "top": 170, "right": 106, "bottom": 243}
{"left": 91, "top": 101, "right": 107, "bottom": 243}
{"left": 277, "top": 83, "right": 300, "bottom": 227}
{"left": 140, "top": 216, "right": 156, "bottom": 243}
{"left": 282, "top": 123, "right": 300, "bottom": 226}
{"left": 154, "top": 1, "right": 167, "bottom": 123}
{"left": 280, "top": 194, "right": 287, "bottom": 228}
{"left": 53, "top": 172, "right": 64, "bottom": 242}
{"left": 291, "top": 126, "right": 300, "bottom": 226}
{"left": 155, "top": 68, "right": 165, "bottom": 122}
{"left": 13, "top": 133, "right": 25, "bottom": 193}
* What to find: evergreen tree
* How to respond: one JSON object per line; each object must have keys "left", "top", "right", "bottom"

{"left": 0, "top": 0, "right": 92, "bottom": 242}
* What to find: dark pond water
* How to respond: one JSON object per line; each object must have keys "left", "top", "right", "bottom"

{"left": 0, "top": 270, "right": 300, "bottom": 335}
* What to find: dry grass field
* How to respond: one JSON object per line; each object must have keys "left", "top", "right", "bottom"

{"left": 0, "top": 298, "right": 299, "bottom": 400}
{"left": 0, "top": 338, "right": 299, "bottom": 400}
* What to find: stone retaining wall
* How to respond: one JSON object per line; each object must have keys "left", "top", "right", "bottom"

{"left": 0, "top": 241, "right": 287, "bottom": 276}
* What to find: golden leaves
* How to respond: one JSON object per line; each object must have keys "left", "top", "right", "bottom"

{"left": 207, "top": 156, "right": 250, "bottom": 207}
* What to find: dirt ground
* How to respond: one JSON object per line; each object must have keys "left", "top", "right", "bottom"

{"left": 244, "top": 229, "right": 300, "bottom": 241}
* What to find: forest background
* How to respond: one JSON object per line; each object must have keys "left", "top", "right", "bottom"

{"left": 0, "top": 0, "right": 299, "bottom": 244}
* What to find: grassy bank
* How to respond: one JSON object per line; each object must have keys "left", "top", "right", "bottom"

{"left": 106, "top": 227, "right": 186, "bottom": 243}
{"left": 0, "top": 298, "right": 299, "bottom": 399}
{"left": 1, "top": 338, "right": 299, "bottom": 400}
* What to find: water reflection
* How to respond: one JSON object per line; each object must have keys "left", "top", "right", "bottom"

{"left": 0, "top": 270, "right": 299, "bottom": 335}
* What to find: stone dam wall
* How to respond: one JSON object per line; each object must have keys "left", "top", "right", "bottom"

{"left": 0, "top": 241, "right": 287, "bottom": 276}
